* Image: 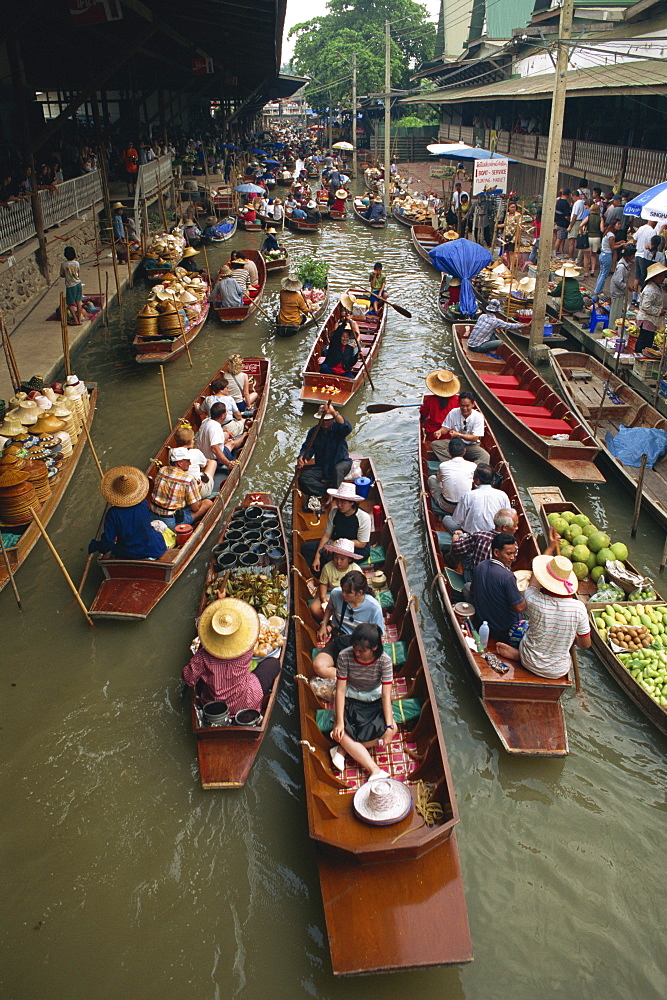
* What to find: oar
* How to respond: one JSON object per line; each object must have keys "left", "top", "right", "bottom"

{"left": 0, "top": 530, "right": 22, "bottom": 610}
{"left": 366, "top": 399, "right": 421, "bottom": 413}
{"left": 352, "top": 331, "right": 375, "bottom": 391}
{"left": 279, "top": 401, "right": 330, "bottom": 512}
{"left": 382, "top": 299, "right": 412, "bottom": 319}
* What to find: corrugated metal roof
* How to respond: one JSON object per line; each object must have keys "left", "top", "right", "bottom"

{"left": 403, "top": 58, "right": 667, "bottom": 103}
{"left": 486, "top": 0, "right": 535, "bottom": 40}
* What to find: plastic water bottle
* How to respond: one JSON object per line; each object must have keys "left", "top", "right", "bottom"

{"left": 478, "top": 621, "right": 490, "bottom": 651}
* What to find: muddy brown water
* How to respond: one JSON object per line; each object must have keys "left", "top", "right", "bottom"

{"left": 1, "top": 217, "right": 665, "bottom": 1000}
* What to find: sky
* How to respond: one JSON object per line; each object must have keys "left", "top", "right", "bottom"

{"left": 282, "top": 0, "right": 442, "bottom": 62}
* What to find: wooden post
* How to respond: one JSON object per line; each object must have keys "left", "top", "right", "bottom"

{"left": 30, "top": 507, "right": 95, "bottom": 627}
{"left": 630, "top": 453, "right": 648, "bottom": 538}
{"left": 159, "top": 364, "right": 173, "bottom": 431}
{"left": 104, "top": 272, "right": 110, "bottom": 327}
{"left": 92, "top": 202, "right": 105, "bottom": 318}
{"left": 124, "top": 225, "right": 133, "bottom": 288}
{"left": 0, "top": 312, "right": 21, "bottom": 390}
{"left": 659, "top": 535, "right": 667, "bottom": 574}
{"left": 653, "top": 333, "right": 667, "bottom": 407}
{"left": 91, "top": 99, "right": 122, "bottom": 311}
{"left": 157, "top": 178, "right": 168, "bottom": 230}
{"left": 175, "top": 304, "right": 193, "bottom": 369}
{"left": 60, "top": 293, "right": 71, "bottom": 376}
{"left": 615, "top": 278, "right": 631, "bottom": 375}
{"left": 0, "top": 531, "right": 22, "bottom": 610}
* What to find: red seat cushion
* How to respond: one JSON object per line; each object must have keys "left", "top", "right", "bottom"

{"left": 480, "top": 374, "right": 521, "bottom": 388}
{"left": 523, "top": 417, "right": 573, "bottom": 435}
{"left": 494, "top": 389, "right": 537, "bottom": 404}
{"left": 508, "top": 404, "right": 554, "bottom": 418}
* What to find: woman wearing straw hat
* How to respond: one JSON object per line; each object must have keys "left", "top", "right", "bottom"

{"left": 182, "top": 598, "right": 281, "bottom": 713}
{"left": 331, "top": 188, "right": 348, "bottom": 213}
{"left": 635, "top": 261, "right": 667, "bottom": 353}
{"left": 88, "top": 466, "right": 167, "bottom": 560}
{"left": 420, "top": 369, "right": 461, "bottom": 442}
{"left": 261, "top": 227, "right": 281, "bottom": 254}
{"left": 277, "top": 275, "right": 311, "bottom": 328}
{"left": 297, "top": 402, "right": 352, "bottom": 513}
{"left": 496, "top": 530, "right": 591, "bottom": 679}
{"left": 177, "top": 247, "right": 203, "bottom": 273}
{"left": 552, "top": 264, "right": 585, "bottom": 315}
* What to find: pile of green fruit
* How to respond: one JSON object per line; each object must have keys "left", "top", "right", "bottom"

{"left": 547, "top": 509, "right": 629, "bottom": 583}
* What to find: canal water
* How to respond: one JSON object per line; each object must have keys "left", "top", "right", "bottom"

{"left": 1, "top": 215, "right": 665, "bottom": 1000}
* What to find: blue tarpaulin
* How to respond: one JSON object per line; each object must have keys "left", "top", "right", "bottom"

{"left": 428, "top": 239, "right": 492, "bottom": 316}
{"left": 606, "top": 425, "right": 667, "bottom": 468}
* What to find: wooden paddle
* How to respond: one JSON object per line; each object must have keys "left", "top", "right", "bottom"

{"left": 366, "top": 399, "right": 421, "bottom": 413}
{"left": 381, "top": 299, "right": 411, "bottom": 319}
{"left": 351, "top": 331, "right": 375, "bottom": 391}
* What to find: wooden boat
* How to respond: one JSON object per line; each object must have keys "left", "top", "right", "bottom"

{"left": 285, "top": 213, "right": 319, "bottom": 233}
{"left": 353, "top": 198, "right": 387, "bottom": 229}
{"left": 451, "top": 324, "right": 605, "bottom": 483}
{"left": 213, "top": 250, "right": 267, "bottom": 325}
{"left": 237, "top": 214, "right": 262, "bottom": 231}
{"left": 87, "top": 358, "right": 270, "bottom": 621}
{"left": 292, "top": 456, "right": 471, "bottom": 975}
{"left": 211, "top": 188, "right": 235, "bottom": 213}
{"left": 392, "top": 205, "right": 417, "bottom": 227}
{"left": 204, "top": 214, "right": 237, "bottom": 243}
{"left": 276, "top": 170, "right": 293, "bottom": 186}
{"left": 410, "top": 225, "right": 450, "bottom": 267}
{"left": 299, "top": 290, "right": 387, "bottom": 405}
{"left": 548, "top": 349, "right": 667, "bottom": 529}
{"left": 472, "top": 277, "right": 566, "bottom": 344}
{"left": 260, "top": 247, "right": 289, "bottom": 274}
{"left": 133, "top": 283, "right": 210, "bottom": 365}
{"left": 275, "top": 284, "right": 329, "bottom": 339}
{"left": 0, "top": 385, "right": 98, "bottom": 595}
{"left": 419, "top": 420, "right": 572, "bottom": 755}
{"left": 189, "top": 491, "right": 290, "bottom": 787}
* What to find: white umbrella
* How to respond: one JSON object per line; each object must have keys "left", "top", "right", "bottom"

{"left": 332, "top": 141, "right": 354, "bottom": 151}
{"left": 624, "top": 182, "right": 667, "bottom": 222}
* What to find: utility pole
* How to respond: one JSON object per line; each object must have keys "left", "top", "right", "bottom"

{"left": 351, "top": 51, "right": 357, "bottom": 179}
{"left": 384, "top": 20, "right": 391, "bottom": 199}
{"left": 529, "top": 0, "right": 574, "bottom": 360}
{"left": 328, "top": 89, "right": 333, "bottom": 150}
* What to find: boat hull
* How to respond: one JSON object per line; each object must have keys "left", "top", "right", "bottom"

{"left": 213, "top": 250, "right": 267, "bottom": 325}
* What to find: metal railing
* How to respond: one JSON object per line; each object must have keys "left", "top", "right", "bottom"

{"left": 0, "top": 172, "right": 102, "bottom": 256}
{"left": 133, "top": 156, "right": 173, "bottom": 238}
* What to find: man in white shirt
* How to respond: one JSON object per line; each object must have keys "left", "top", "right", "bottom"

{"left": 427, "top": 437, "right": 475, "bottom": 513}
{"left": 431, "top": 392, "right": 490, "bottom": 464}
{"left": 634, "top": 219, "right": 657, "bottom": 287}
{"left": 442, "top": 465, "right": 511, "bottom": 534}
{"left": 196, "top": 403, "right": 242, "bottom": 472}
{"left": 195, "top": 377, "right": 244, "bottom": 437}
{"left": 567, "top": 191, "right": 587, "bottom": 257}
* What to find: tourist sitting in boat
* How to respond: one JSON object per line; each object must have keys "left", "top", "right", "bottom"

{"left": 172, "top": 425, "right": 216, "bottom": 498}
{"left": 552, "top": 264, "right": 585, "bottom": 316}
{"left": 305, "top": 199, "right": 321, "bottom": 222}
{"left": 431, "top": 391, "right": 490, "bottom": 465}
{"left": 239, "top": 202, "right": 257, "bottom": 223}
{"left": 301, "top": 480, "right": 371, "bottom": 573}
{"left": 261, "top": 227, "right": 280, "bottom": 253}
{"left": 291, "top": 203, "right": 308, "bottom": 220}
{"left": 369, "top": 261, "right": 388, "bottom": 314}
{"left": 495, "top": 533, "right": 591, "bottom": 677}
{"left": 331, "top": 188, "right": 348, "bottom": 213}
{"left": 319, "top": 320, "right": 359, "bottom": 377}
{"left": 209, "top": 266, "right": 244, "bottom": 309}
{"left": 312, "top": 571, "right": 385, "bottom": 680}
{"left": 225, "top": 354, "right": 258, "bottom": 409}
{"left": 195, "top": 376, "right": 245, "bottom": 437}
{"left": 427, "top": 437, "right": 475, "bottom": 515}
{"left": 277, "top": 275, "right": 311, "bottom": 327}
{"left": 421, "top": 369, "right": 461, "bottom": 440}
{"left": 272, "top": 199, "right": 284, "bottom": 223}
{"left": 196, "top": 402, "right": 245, "bottom": 472}
{"left": 296, "top": 402, "right": 352, "bottom": 514}
{"left": 87, "top": 466, "right": 167, "bottom": 560}
{"left": 183, "top": 597, "right": 281, "bottom": 714}
{"left": 470, "top": 532, "right": 527, "bottom": 645}
{"left": 148, "top": 447, "right": 213, "bottom": 530}
{"left": 310, "top": 537, "right": 362, "bottom": 621}
{"left": 363, "top": 196, "right": 386, "bottom": 223}
{"left": 232, "top": 250, "right": 259, "bottom": 285}
{"left": 284, "top": 193, "right": 298, "bottom": 213}
{"left": 449, "top": 508, "right": 518, "bottom": 582}
{"left": 229, "top": 259, "right": 253, "bottom": 297}
{"left": 328, "top": 623, "right": 395, "bottom": 780}
{"left": 465, "top": 299, "right": 524, "bottom": 353}
{"left": 177, "top": 247, "right": 202, "bottom": 273}
{"left": 442, "top": 464, "right": 511, "bottom": 535}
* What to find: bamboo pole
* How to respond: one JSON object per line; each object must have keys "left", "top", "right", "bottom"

{"left": 60, "top": 293, "right": 71, "bottom": 376}
{"left": 175, "top": 304, "right": 193, "bottom": 369}
{"left": 124, "top": 226, "right": 133, "bottom": 289}
{"left": 92, "top": 202, "right": 104, "bottom": 312}
{"left": 104, "top": 272, "right": 110, "bottom": 327}
{"left": 81, "top": 419, "right": 104, "bottom": 479}
{"left": 30, "top": 507, "right": 95, "bottom": 627}
{"left": 0, "top": 312, "right": 21, "bottom": 390}
{"left": 630, "top": 453, "right": 648, "bottom": 538}
{"left": 159, "top": 364, "right": 173, "bottom": 431}
{"left": 157, "top": 178, "right": 168, "bottom": 230}
{"left": 97, "top": 145, "right": 123, "bottom": 311}
{"left": 0, "top": 530, "right": 22, "bottom": 610}
{"left": 660, "top": 535, "right": 667, "bottom": 574}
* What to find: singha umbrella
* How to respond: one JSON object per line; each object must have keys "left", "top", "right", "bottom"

{"left": 624, "top": 181, "right": 667, "bottom": 222}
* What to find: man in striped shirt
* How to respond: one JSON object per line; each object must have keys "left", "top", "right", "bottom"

{"left": 466, "top": 300, "right": 524, "bottom": 352}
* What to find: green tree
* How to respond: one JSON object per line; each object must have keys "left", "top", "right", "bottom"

{"left": 289, "top": 0, "right": 435, "bottom": 114}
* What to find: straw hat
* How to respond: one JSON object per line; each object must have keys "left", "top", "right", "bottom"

{"left": 112, "top": 202, "right": 125, "bottom": 209}
{"left": 323, "top": 537, "right": 362, "bottom": 559}
{"left": 266, "top": 227, "right": 277, "bottom": 234}
{"left": 326, "top": 481, "right": 363, "bottom": 502}
{"left": 340, "top": 292, "right": 357, "bottom": 312}
{"left": 448, "top": 277, "right": 461, "bottom": 287}
{"left": 518, "top": 276, "right": 536, "bottom": 294}
{"left": 0, "top": 413, "right": 24, "bottom": 437}
{"left": 181, "top": 247, "right": 199, "bottom": 258}
{"left": 486, "top": 299, "right": 502, "bottom": 313}
{"left": 425, "top": 369, "right": 461, "bottom": 398}
{"left": 335, "top": 188, "right": 349, "bottom": 200}
{"left": 198, "top": 598, "right": 260, "bottom": 659}
{"left": 353, "top": 777, "right": 413, "bottom": 826}
{"left": 554, "top": 264, "right": 581, "bottom": 278}
{"left": 0, "top": 466, "right": 30, "bottom": 487}
{"left": 646, "top": 262, "right": 667, "bottom": 281}
{"left": 218, "top": 265, "right": 233, "bottom": 278}
{"left": 531, "top": 554, "right": 578, "bottom": 596}
{"left": 179, "top": 291, "right": 198, "bottom": 304}
{"left": 100, "top": 466, "right": 150, "bottom": 507}
{"left": 281, "top": 276, "right": 302, "bottom": 291}
{"left": 138, "top": 303, "right": 160, "bottom": 317}
{"left": 206, "top": 216, "right": 217, "bottom": 224}
{"left": 306, "top": 200, "right": 317, "bottom": 209}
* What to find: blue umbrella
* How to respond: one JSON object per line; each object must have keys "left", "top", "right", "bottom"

{"left": 250, "top": 147, "right": 266, "bottom": 154}
{"left": 234, "top": 183, "right": 265, "bottom": 194}
{"left": 222, "top": 143, "right": 239, "bottom": 150}
{"left": 429, "top": 239, "right": 492, "bottom": 316}
{"left": 263, "top": 158, "right": 280, "bottom": 167}
{"left": 624, "top": 181, "right": 667, "bottom": 222}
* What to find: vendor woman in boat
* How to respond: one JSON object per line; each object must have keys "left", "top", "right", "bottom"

{"left": 420, "top": 369, "right": 461, "bottom": 439}
{"left": 87, "top": 466, "right": 167, "bottom": 560}
{"left": 319, "top": 294, "right": 360, "bottom": 376}
{"left": 177, "top": 247, "right": 203, "bottom": 273}
{"left": 552, "top": 264, "right": 585, "bottom": 316}
{"left": 312, "top": 571, "right": 385, "bottom": 680}
{"left": 277, "top": 275, "right": 311, "bottom": 327}
{"left": 261, "top": 226, "right": 281, "bottom": 254}
{"left": 182, "top": 598, "right": 281, "bottom": 714}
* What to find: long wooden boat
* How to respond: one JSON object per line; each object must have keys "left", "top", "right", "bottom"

{"left": 353, "top": 198, "right": 387, "bottom": 229}
{"left": 275, "top": 284, "right": 329, "bottom": 339}
{"left": 260, "top": 247, "right": 289, "bottom": 274}
{"left": 213, "top": 250, "right": 267, "bottom": 325}
{"left": 205, "top": 215, "right": 237, "bottom": 243}
{"left": 133, "top": 283, "right": 210, "bottom": 365}
{"left": 410, "top": 224, "right": 449, "bottom": 266}
{"left": 237, "top": 215, "right": 262, "bottom": 231}
{"left": 548, "top": 349, "right": 667, "bottom": 529}
{"left": 298, "top": 290, "right": 387, "bottom": 406}
{"left": 0, "top": 385, "right": 98, "bottom": 595}
{"left": 472, "top": 277, "right": 567, "bottom": 344}
{"left": 392, "top": 205, "right": 417, "bottom": 227}
{"left": 452, "top": 324, "right": 605, "bottom": 483}
{"left": 189, "top": 491, "right": 290, "bottom": 787}
{"left": 87, "top": 358, "right": 270, "bottom": 620}
{"left": 419, "top": 419, "right": 572, "bottom": 754}
{"left": 292, "top": 457, "right": 472, "bottom": 975}
{"left": 285, "top": 213, "right": 319, "bottom": 233}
